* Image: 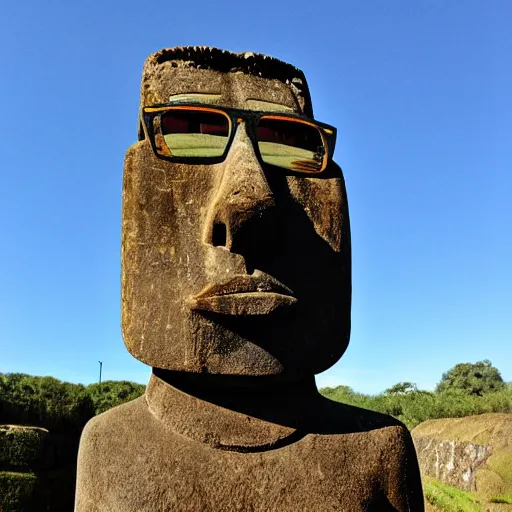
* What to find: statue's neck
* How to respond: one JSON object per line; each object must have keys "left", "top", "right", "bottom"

{"left": 145, "top": 369, "right": 320, "bottom": 452}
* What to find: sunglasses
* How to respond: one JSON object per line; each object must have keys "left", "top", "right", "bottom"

{"left": 142, "top": 103, "right": 337, "bottom": 174}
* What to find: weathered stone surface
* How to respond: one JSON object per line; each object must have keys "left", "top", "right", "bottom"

{"left": 414, "top": 436, "right": 492, "bottom": 491}
{"left": 122, "top": 49, "right": 350, "bottom": 377}
{"left": 76, "top": 374, "right": 423, "bottom": 511}
{"left": 76, "top": 46, "right": 424, "bottom": 511}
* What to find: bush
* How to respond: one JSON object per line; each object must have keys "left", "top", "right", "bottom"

{"left": 85, "top": 380, "right": 146, "bottom": 415}
{"left": 0, "top": 426, "right": 48, "bottom": 471}
{"left": 319, "top": 384, "right": 512, "bottom": 430}
{"left": 384, "top": 382, "right": 418, "bottom": 395}
{"left": 0, "top": 373, "right": 146, "bottom": 512}
{"left": 482, "top": 389, "right": 512, "bottom": 414}
{"left": 0, "top": 471, "right": 39, "bottom": 512}
{"left": 319, "top": 361, "right": 512, "bottom": 429}
{"left": 0, "top": 373, "right": 95, "bottom": 432}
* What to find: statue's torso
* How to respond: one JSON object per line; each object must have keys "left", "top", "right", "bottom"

{"left": 76, "top": 395, "right": 416, "bottom": 512}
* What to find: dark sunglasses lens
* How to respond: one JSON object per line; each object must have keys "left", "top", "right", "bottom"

{"left": 256, "top": 118, "right": 326, "bottom": 173}
{"left": 154, "top": 110, "right": 230, "bottom": 158}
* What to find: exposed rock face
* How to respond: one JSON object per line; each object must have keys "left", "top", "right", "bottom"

{"left": 412, "top": 413, "right": 512, "bottom": 501}
{"left": 414, "top": 436, "right": 492, "bottom": 491}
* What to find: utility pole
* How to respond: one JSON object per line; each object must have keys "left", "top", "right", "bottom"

{"left": 98, "top": 361, "right": 103, "bottom": 384}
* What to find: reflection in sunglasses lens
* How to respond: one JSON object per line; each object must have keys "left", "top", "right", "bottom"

{"left": 256, "top": 118, "right": 325, "bottom": 173}
{"left": 159, "top": 110, "right": 230, "bottom": 157}
{"left": 148, "top": 108, "right": 328, "bottom": 173}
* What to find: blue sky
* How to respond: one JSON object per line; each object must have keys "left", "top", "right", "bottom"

{"left": 1, "top": 1, "right": 510, "bottom": 395}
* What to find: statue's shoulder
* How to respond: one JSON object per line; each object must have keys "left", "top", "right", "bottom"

{"left": 76, "top": 397, "right": 152, "bottom": 511}
{"left": 313, "top": 398, "right": 424, "bottom": 511}
{"left": 79, "top": 395, "right": 149, "bottom": 449}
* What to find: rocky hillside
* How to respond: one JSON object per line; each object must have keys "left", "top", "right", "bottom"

{"left": 412, "top": 413, "right": 512, "bottom": 511}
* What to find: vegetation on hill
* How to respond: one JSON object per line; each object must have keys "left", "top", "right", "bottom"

{"left": 320, "top": 385, "right": 512, "bottom": 430}
{"left": 1, "top": 361, "right": 510, "bottom": 433}
{"left": 320, "top": 361, "right": 512, "bottom": 430}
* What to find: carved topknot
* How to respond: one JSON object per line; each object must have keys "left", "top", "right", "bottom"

{"left": 154, "top": 46, "right": 301, "bottom": 77}
{"left": 146, "top": 46, "right": 312, "bottom": 112}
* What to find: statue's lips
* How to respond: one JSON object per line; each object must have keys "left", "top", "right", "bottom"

{"left": 189, "top": 273, "right": 297, "bottom": 315}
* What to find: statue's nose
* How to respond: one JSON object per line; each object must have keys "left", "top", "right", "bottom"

{"left": 203, "top": 123, "right": 278, "bottom": 256}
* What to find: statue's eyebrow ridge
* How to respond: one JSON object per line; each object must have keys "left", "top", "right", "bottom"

{"left": 168, "top": 93, "right": 222, "bottom": 103}
{"left": 245, "top": 98, "right": 295, "bottom": 112}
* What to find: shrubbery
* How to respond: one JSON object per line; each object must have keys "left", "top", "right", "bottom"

{"left": 86, "top": 380, "right": 146, "bottom": 415}
{"left": 0, "top": 426, "right": 48, "bottom": 471}
{"left": 0, "top": 373, "right": 147, "bottom": 431}
{"left": 320, "top": 362, "right": 512, "bottom": 429}
{"left": 0, "top": 471, "right": 38, "bottom": 512}
{"left": 0, "top": 373, "right": 95, "bottom": 432}
{"left": 324, "top": 386, "right": 512, "bottom": 429}
{"left": 0, "top": 373, "right": 146, "bottom": 512}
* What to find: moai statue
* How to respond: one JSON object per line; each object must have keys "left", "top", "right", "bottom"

{"left": 75, "top": 46, "right": 424, "bottom": 511}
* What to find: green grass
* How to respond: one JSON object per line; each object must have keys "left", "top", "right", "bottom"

{"left": 163, "top": 133, "right": 226, "bottom": 156}
{"left": 423, "top": 478, "right": 482, "bottom": 512}
{"left": 490, "top": 452, "right": 512, "bottom": 489}
{"left": 490, "top": 493, "right": 512, "bottom": 504}
{"left": 161, "top": 134, "right": 322, "bottom": 171}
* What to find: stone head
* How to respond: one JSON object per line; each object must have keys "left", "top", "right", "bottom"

{"left": 121, "top": 46, "right": 351, "bottom": 379}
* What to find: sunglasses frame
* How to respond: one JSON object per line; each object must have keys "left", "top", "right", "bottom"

{"left": 141, "top": 103, "right": 337, "bottom": 174}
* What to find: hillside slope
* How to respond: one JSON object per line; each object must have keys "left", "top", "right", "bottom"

{"left": 413, "top": 413, "right": 512, "bottom": 510}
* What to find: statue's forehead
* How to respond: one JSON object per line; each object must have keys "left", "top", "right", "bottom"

{"left": 140, "top": 66, "right": 305, "bottom": 113}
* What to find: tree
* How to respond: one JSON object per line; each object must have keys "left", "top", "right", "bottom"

{"left": 0, "top": 372, "right": 95, "bottom": 430}
{"left": 436, "top": 360, "right": 505, "bottom": 396}
{"left": 85, "top": 381, "right": 146, "bottom": 415}
{"left": 384, "top": 382, "right": 418, "bottom": 395}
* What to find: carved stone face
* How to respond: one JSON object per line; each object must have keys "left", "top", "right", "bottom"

{"left": 121, "top": 50, "right": 351, "bottom": 378}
